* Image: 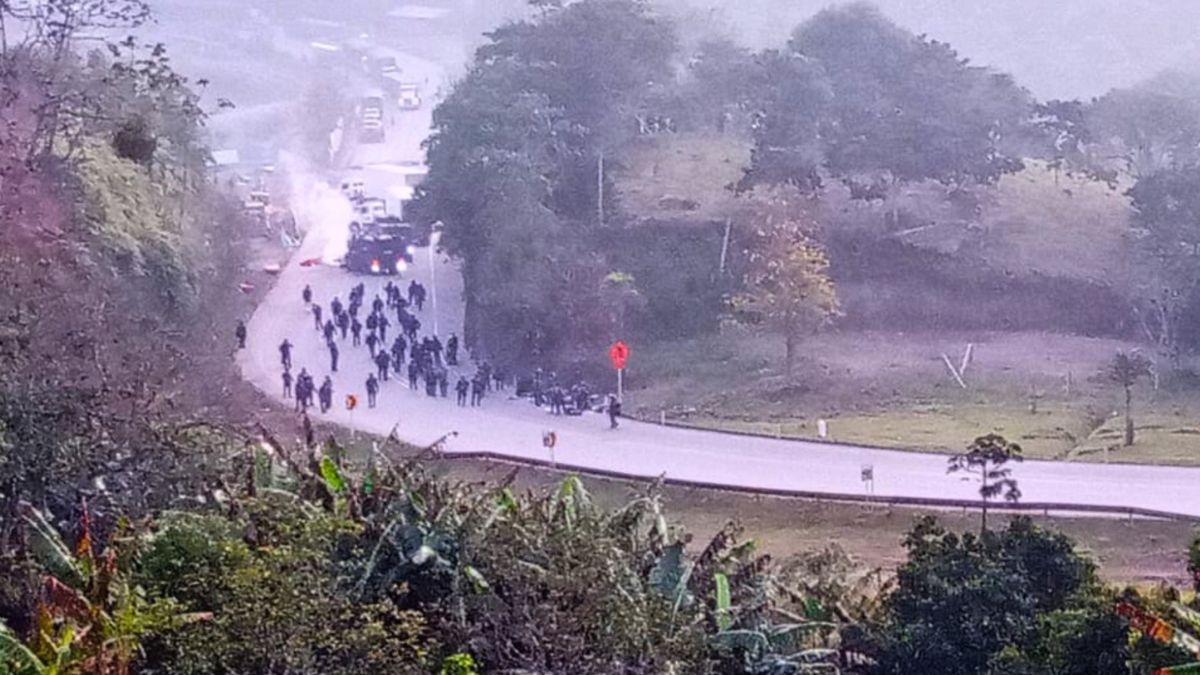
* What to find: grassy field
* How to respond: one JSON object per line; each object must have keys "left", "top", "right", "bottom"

{"left": 622, "top": 328, "right": 1200, "bottom": 464}
{"left": 616, "top": 132, "right": 749, "bottom": 222}
{"left": 976, "top": 161, "right": 1132, "bottom": 282}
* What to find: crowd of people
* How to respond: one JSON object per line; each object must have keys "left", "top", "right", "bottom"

{"left": 248, "top": 274, "right": 622, "bottom": 430}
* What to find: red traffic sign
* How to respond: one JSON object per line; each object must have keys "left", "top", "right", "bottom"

{"left": 609, "top": 340, "right": 630, "bottom": 370}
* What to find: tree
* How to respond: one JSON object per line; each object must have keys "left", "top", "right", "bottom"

{"left": 1109, "top": 350, "right": 1154, "bottom": 447}
{"left": 1087, "top": 87, "right": 1200, "bottom": 178}
{"left": 947, "top": 433, "right": 1023, "bottom": 533}
{"left": 598, "top": 271, "right": 645, "bottom": 340}
{"left": 735, "top": 49, "right": 831, "bottom": 192}
{"left": 778, "top": 3, "right": 1029, "bottom": 210}
{"left": 414, "top": 0, "right": 681, "bottom": 364}
{"left": 876, "top": 517, "right": 1119, "bottom": 675}
{"left": 731, "top": 192, "right": 839, "bottom": 376}
{"left": 1127, "top": 165, "right": 1200, "bottom": 356}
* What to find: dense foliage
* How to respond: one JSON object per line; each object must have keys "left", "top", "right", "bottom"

{"left": 4, "top": 422, "right": 1198, "bottom": 674}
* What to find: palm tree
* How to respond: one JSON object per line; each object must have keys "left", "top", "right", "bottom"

{"left": 1110, "top": 350, "right": 1153, "bottom": 446}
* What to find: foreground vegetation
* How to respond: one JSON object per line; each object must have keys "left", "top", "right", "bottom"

{"left": 4, "top": 426, "right": 1200, "bottom": 674}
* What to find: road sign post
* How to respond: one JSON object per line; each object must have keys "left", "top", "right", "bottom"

{"left": 861, "top": 464, "right": 875, "bottom": 503}
{"left": 346, "top": 394, "right": 359, "bottom": 440}
{"left": 609, "top": 341, "right": 630, "bottom": 402}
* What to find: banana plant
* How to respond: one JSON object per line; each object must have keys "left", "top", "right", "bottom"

{"left": 13, "top": 500, "right": 207, "bottom": 675}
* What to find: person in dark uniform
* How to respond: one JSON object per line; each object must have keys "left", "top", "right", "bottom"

{"left": 312, "top": 303, "right": 323, "bottom": 331}
{"left": 377, "top": 314, "right": 390, "bottom": 344}
{"left": 392, "top": 335, "right": 407, "bottom": 365}
{"left": 282, "top": 369, "right": 293, "bottom": 398}
{"left": 366, "top": 311, "right": 377, "bottom": 335}
{"left": 455, "top": 376, "right": 469, "bottom": 406}
{"left": 319, "top": 376, "right": 333, "bottom": 413}
{"left": 494, "top": 368, "right": 506, "bottom": 391}
{"left": 607, "top": 394, "right": 621, "bottom": 429}
{"left": 302, "top": 284, "right": 312, "bottom": 305}
{"left": 408, "top": 361, "right": 419, "bottom": 390}
{"left": 328, "top": 340, "right": 339, "bottom": 373}
{"left": 295, "top": 368, "right": 311, "bottom": 411}
{"left": 438, "top": 372, "right": 449, "bottom": 398}
{"left": 372, "top": 295, "right": 384, "bottom": 315}
{"left": 366, "top": 331, "right": 378, "bottom": 358}
{"left": 235, "top": 320, "right": 247, "bottom": 349}
{"left": 470, "top": 375, "right": 485, "bottom": 407}
{"left": 279, "top": 339, "right": 292, "bottom": 370}
{"left": 407, "top": 280, "right": 418, "bottom": 305}
{"left": 351, "top": 318, "right": 362, "bottom": 346}
{"left": 331, "top": 296, "right": 343, "bottom": 318}
{"left": 323, "top": 320, "right": 336, "bottom": 343}
{"left": 445, "top": 334, "right": 459, "bottom": 366}
{"left": 366, "top": 373, "right": 379, "bottom": 408}
{"left": 375, "top": 350, "right": 391, "bottom": 381}
{"left": 337, "top": 312, "right": 349, "bottom": 339}
{"left": 429, "top": 335, "right": 443, "bottom": 365}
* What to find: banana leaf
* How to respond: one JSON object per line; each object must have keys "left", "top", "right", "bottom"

{"left": 319, "top": 456, "right": 346, "bottom": 493}
{"left": 18, "top": 503, "right": 82, "bottom": 588}
{"left": 715, "top": 572, "right": 733, "bottom": 631}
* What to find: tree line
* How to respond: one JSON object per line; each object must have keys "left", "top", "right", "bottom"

{"left": 414, "top": 0, "right": 1200, "bottom": 371}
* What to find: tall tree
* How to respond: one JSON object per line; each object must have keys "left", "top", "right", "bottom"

{"left": 735, "top": 49, "right": 831, "bottom": 193}
{"left": 1087, "top": 88, "right": 1200, "bottom": 178}
{"left": 1109, "top": 350, "right": 1153, "bottom": 447}
{"left": 1126, "top": 165, "right": 1200, "bottom": 356}
{"left": 414, "top": 0, "right": 680, "bottom": 363}
{"left": 767, "top": 3, "right": 1030, "bottom": 207}
{"left": 947, "top": 433, "right": 1022, "bottom": 533}
{"left": 731, "top": 191, "right": 839, "bottom": 375}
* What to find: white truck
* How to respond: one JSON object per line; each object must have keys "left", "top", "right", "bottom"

{"left": 397, "top": 83, "right": 422, "bottom": 110}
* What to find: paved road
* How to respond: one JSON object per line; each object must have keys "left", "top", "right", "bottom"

{"left": 238, "top": 43, "right": 1200, "bottom": 520}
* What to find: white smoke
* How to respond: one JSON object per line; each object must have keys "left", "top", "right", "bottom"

{"left": 278, "top": 150, "right": 354, "bottom": 263}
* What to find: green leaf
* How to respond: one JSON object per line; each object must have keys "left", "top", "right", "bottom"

{"left": 0, "top": 621, "right": 47, "bottom": 675}
{"left": 319, "top": 456, "right": 346, "bottom": 493}
{"left": 463, "top": 565, "right": 490, "bottom": 593}
{"left": 18, "top": 503, "right": 83, "bottom": 588}
{"left": 714, "top": 572, "right": 732, "bottom": 631}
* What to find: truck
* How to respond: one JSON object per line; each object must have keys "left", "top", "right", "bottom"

{"left": 397, "top": 83, "right": 421, "bottom": 110}
{"left": 343, "top": 217, "right": 418, "bottom": 276}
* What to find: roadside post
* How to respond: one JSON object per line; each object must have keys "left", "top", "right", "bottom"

{"left": 345, "top": 394, "right": 359, "bottom": 439}
{"left": 428, "top": 228, "right": 442, "bottom": 336}
{"left": 861, "top": 464, "right": 875, "bottom": 504}
{"left": 609, "top": 340, "right": 630, "bottom": 402}
{"left": 542, "top": 430, "right": 558, "bottom": 467}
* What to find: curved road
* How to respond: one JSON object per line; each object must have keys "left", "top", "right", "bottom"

{"left": 238, "top": 44, "right": 1200, "bottom": 520}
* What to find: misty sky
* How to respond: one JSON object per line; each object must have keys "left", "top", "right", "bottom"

{"left": 684, "top": 0, "right": 1200, "bottom": 100}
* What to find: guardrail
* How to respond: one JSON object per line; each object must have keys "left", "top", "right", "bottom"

{"left": 440, "top": 449, "right": 1200, "bottom": 524}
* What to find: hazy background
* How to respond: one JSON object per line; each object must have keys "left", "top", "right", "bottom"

{"left": 667, "top": 0, "right": 1200, "bottom": 100}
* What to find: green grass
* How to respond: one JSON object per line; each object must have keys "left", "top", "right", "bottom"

{"left": 672, "top": 404, "right": 1090, "bottom": 459}
{"left": 975, "top": 161, "right": 1132, "bottom": 282}
{"left": 615, "top": 131, "right": 750, "bottom": 222}
{"left": 1071, "top": 413, "right": 1200, "bottom": 465}
{"left": 623, "top": 328, "right": 1200, "bottom": 465}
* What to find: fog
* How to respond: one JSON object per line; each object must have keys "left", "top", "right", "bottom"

{"left": 661, "top": 0, "right": 1200, "bottom": 100}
